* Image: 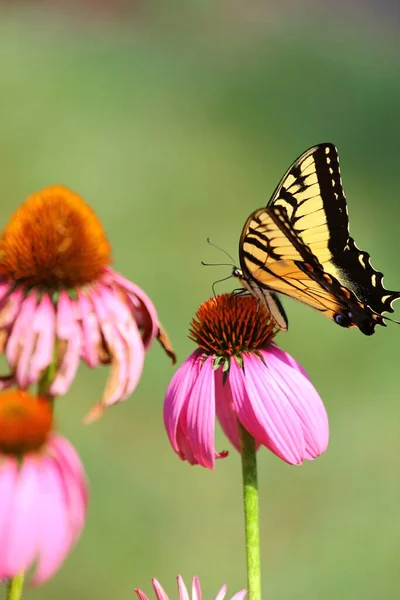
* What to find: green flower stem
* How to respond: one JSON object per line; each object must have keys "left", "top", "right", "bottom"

{"left": 6, "top": 574, "right": 24, "bottom": 600}
{"left": 239, "top": 422, "right": 261, "bottom": 600}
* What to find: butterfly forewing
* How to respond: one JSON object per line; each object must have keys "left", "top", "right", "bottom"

{"left": 238, "top": 144, "right": 400, "bottom": 334}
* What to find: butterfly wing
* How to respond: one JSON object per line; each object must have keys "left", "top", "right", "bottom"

{"left": 239, "top": 205, "right": 384, "bottom": 335}
{"left": 266, "top": 143, "right": 400, "bottom": 317}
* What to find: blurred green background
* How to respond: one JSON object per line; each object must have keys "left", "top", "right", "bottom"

{"left": 1, "top": 2, "right": 400, "bottom": 598}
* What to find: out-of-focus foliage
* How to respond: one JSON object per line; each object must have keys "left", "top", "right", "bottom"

{"left": 1, "top": 3, "right": 400, "bottom": 599}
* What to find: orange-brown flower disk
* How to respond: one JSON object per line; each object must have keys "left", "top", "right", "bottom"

{"left": 189, "top": 294, "right": 277, "bottom": 356}
{"left": 0, "top": 390, "right": 53, "bottom": 454}
{"left": 0, "top": 185, "right": 111, "bottom": 288}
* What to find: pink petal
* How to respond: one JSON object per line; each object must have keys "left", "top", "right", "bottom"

{"left": 261, "top": 349, "right": 329, "bottom": 458}
{"left": 77, "top": 291, "right": 101, "bottom": 368}
{"left": 84, "top": 287, "right": 145, "bottom": 422}
{"left": 175, "top": 405, "right": 198, "bottom": 465}
{"left": 1, "top": 458, "right": 41, "bottom": 576}
{"left": 0, "top": 281, "right": 12, "bottom": 303}
{"left": 0, "top": 288, "right": 24, "bottom": 328}
{"left": 103, "top": 288, "right": 145, "bottom": 398}
{"left": 49, "top": 436, "right": 89, "bottom": 535}
{"left": 215, "top": 367, "right": 241, "bottom": 452}
{"left": 29, "top": 295, "right": 57, "bottom": 384}
{"left": 152, "top": 578, "right": 170, "bottom": 600}
{"left": 11, "top": 294, "right": 56, "bottom": 388}
{"left": 6, "top": 292, "right": 38, "bottom": 370}
{"left": 229, "top": 355, "right": 305, "bottom": 465}
{"left": 268, "top": 344, "right": 310, "bottom": 380}
{"left": 214, "top": 585, "right": 227, "bottom": 600}
{"left": 106, "top": 268, "right": 159, "bottom": 348}
{"left": 50, "top": 292, "right": 81, "bottom": 396}
{"left": 32, "top": 456, "right": 75, "bottom": 585}
{"left": 177, "top": 575, "right": 190, "bottom": 600}
{"left": 192, "top": 576, "right": 202, "bottom": 600}
{"left": 0, "top": 459, "right": 19, "bottom": 579}
{"left": 230, "top": 591, "right": 247, "bottom": 600}
{"left": 164, "top": 350, "right": 202, "bottom": 453}
{"left": 186, "top": 356, "right": 216, "bottom": 469}
{"left": 135, "top": 591, "right": 151, "bottom": 600}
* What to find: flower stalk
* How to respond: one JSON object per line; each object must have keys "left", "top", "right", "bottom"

{"left": 6, "top": 573, "right": 24, "bottom": 600}
{"left": 239, "top": 422, "right": 261, "bottom": 600}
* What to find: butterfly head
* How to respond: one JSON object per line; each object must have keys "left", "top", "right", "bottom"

{"left": 232, "top": 266, "right": 244, "bottom": 281}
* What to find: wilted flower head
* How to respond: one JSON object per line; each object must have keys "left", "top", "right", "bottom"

{"left": 135, "top": 575, "right": 246, "bottom": 600}
{"left": 164, "top": 294, "right": 329, "bottom": 468}
{"left": 0, "top": 389, "right": 88, "bottom": 584}
{"left": 0, "top": 186, "right": 174, "bottom": 421}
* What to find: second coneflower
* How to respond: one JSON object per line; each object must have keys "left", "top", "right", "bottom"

{"left": 164, "top": 294, "right": 329, "bottom": 600}
{"left": 0, "top": 186, "right": 175, "bottom": 421}
{"left": 164, "top": 294, "right": 329, "bottom": 468}
{"left": 0, "top": 389, "right": 88, "bottom": 586}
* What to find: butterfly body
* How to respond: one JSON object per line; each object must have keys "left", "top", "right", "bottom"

{"left": 234, "top": 143, "right": 400, "bottom": 335}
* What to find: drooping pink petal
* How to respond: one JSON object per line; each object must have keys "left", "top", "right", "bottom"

{"left": 106, "top": 268, "right": 159, "bottom": 348}
{"left": 6, "top": 292, "right": 38, "bottom": 372}
{"left": 33, "top": 456, "right": 75, "bottom": 585}
{"left": 77, "top": 291, "right": 101, "bottom": 368}
{"left": 49, "top": 436, "right": 89, "bottom": 534}
{"left": 177, "top": 575, "right": 190, "bottom": 600}
{"left": 164, "top": 350, "right": 202, "bottom": 454}
{"left": 229, "top": 355, "right": 305, "bottom": 465}
{"left": 214, "top": 367, "right": 241, "bottom": 452}
{"left": 175, "top": 404, "right": 198, "bottom": 465}
{"left": 185, "top": 356, "right": 217, "bottom": 469}
{"left": 50, "top": 291, "right": 81, "bottom": 396}
{"left": 1, "top": 457, "right": 41, "bottom": 576}
{"left": 152, "top": 578, "right": 170, "bottom": 600}
{"left": 268, "top": 344, "right": 310, "bottom": 380}
{"left": 101, "top": 286, "right": 145, "bottom": 398}
{"left": 0, "top": 281, "right": 12, "bottom": 303}
{"left": 84, "top": 286, "right": 146, "bottom": 422}
{"left": 29, "top": 295, "right": 57, "bottom": 384}
{"left": 261, "top": 348, "right": 329, "bottom": 458}
{"left": 0, "top": 288, "right": 24, "bottom": 328}
{"left": 0, "top": 458, "right": 19, "bottom": 579}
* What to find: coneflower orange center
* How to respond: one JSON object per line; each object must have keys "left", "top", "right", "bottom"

{"left": 0, "top": 390, "right": 53, "bottom": 454}
{"left": 189, "top": 294, "right": 277, "bottom": 356}
{"left": 0, "top": 185, "right": 111, "bottom": 288}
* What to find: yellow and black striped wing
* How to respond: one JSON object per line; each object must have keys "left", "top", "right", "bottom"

{"left": 239, "top": 205, "right": 385, "bottom": 335}
{"left": 265, "top": 143, "right": 400, "bottom": 318}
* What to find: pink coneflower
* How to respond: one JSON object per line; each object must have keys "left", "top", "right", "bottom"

{"left": 135, "top": 575, "right": 247, "bottom": 600}
{"left": 164, "top": 294, "right": 329, "bottom": 468}
{"left": 0, "top": 186, "right": 175, "bottom": 421}
{"left": 0, "top": 389, "right": 88, "bottom": 584}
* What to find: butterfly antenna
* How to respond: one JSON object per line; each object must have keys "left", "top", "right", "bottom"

{"left": 211, "top": 274, "right": 235, "bottom": 297}
{"left": 201, "top": 261, "right": 235, "bottom": 267}
{"left": 206, "top": 238, "right": 236, "bottom": 265}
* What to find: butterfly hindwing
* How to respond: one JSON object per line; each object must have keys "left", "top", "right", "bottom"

{"left": 240, "top": 205, "right": 382, "bottom": 334}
